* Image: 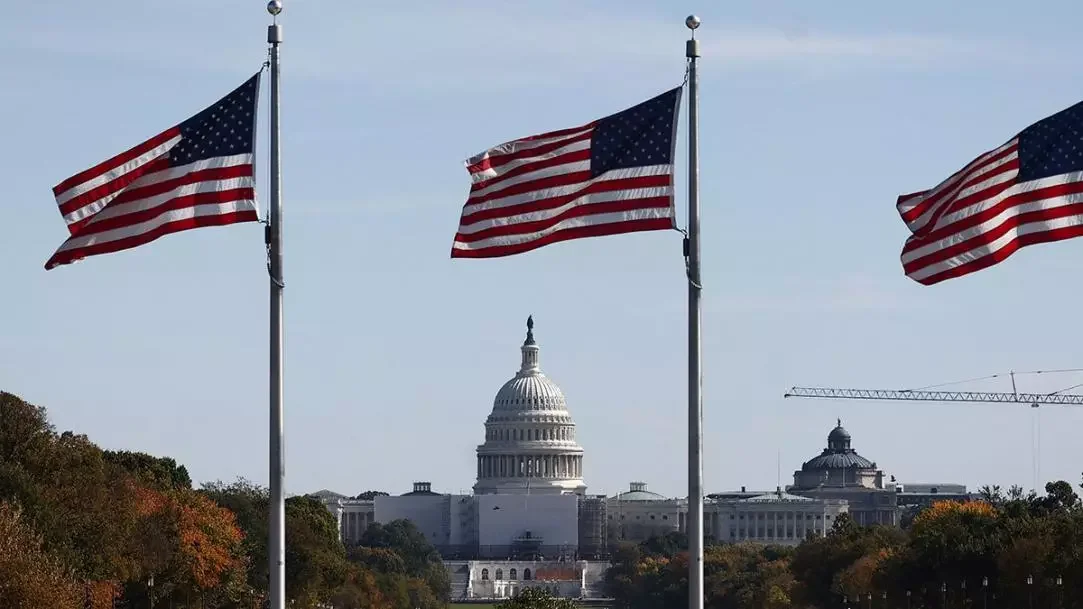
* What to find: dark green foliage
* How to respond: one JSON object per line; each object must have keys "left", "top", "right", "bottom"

{"left": 104, "top": 450, "right": 192, "bottom": 491}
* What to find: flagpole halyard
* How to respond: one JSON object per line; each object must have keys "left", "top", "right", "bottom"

{"left": 265, "top": 2, "right": 286, "bottom": 609}
{"left": 683, "top": 14, "right": 705, "bottom": 609}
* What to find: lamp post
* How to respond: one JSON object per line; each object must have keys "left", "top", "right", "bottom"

{"left": 1027, "top": 575, "right": 1033, "bottom": 609}
{"left": 962, "top": 579, "right": 968, "bottom": 608}
{"left": 868, "top": 592, "right": 873, "bottom": 609}
{"left": 982, "top": 577, "right": 988, "bottom": 609}
{"left": 942, "top": 582, "right": 947, "bottom": 609}
{"left": 906, "top": 590, "right": 912, "bottom": 609}
{"left": 1056, "top": 576, "right": 1062, "bottom": 609}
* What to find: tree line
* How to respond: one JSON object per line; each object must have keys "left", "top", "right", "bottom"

{"left": 0, "top": 390, "right": 449, "bottom": 609}
{"left": 603, "top": 479, "right": 1083, "bottom": 609}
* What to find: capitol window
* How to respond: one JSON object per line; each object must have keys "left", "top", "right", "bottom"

{"left": 481, "top": 569, "right": 489, "bottom": 580}
{"left": 510, "top": 569, "right": 518, "bottom": 580}
{"left": 496, "top": 569, "right": 503, "bottom": 580}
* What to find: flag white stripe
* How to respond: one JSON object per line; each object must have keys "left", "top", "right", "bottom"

{"left": 62, "top": 154, "right": 252, "bottom": 226}
{"left": 909, "top": 209, "right": 1083, "bottom": 282}
{"left": 82, "top": 176, "right": 254, "bottom": 229}
{"left": 55, "top": 199, "right": 256, "bottom": 254}
{"left": 465, "top": 127, "right": 592, "bottom": 166}
{"left": 469, "top": 159, "right": 591, "bottom": 200}
{"left": 906, "top": 152, "right": 1021, "bottom": 234}
{"left": 902, "top": 172, "right": 1083, "bottom": 264}
{"left": 898, "top": 139, "right": 1018, "bottom": 218}
{"left": 452, "top": 206, "right": 674, "bottom": 251}
{"left": 458, "top": 186, "right": 673, "bottom": 234}
{"left": 461, "top": 165, "right": 673, "bottom": 218}
{"left": 469, "top": 139, "right": 591, "bottom": 185}
{"left": 55, "top": 134, "right": 181, "bottom": 206}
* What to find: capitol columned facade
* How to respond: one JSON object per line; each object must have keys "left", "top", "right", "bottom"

{"left": 315, "top": 318, "right": 965, "bottom": 601}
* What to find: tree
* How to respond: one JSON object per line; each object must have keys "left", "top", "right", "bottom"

{"left": 1037, "top": 480, "right": 1080, "bottom": 513}
{"left": 285, "top": 494, "right": 350, "bottom": 608}
{"left": 104, "top": 450, "right": 192, "bottom": 491}
{"left": 356, "top": 519, "right": 450, "bottom": 605}
{"left": 0, "top": 501, "right": 82, "bottom": 609}
{"left": 496, "top": 587, "right": 578, "bottom": 609}
{"left": 201, "top": 479, "right": 353, "bottom": 608}
{"left": 353, "top": 490, "right": 390, "bottom": 500}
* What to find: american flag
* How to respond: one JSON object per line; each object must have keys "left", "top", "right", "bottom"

{"left": 898, "top": 99, "right": 1083, "bottom": 285}
{"left": 45, "top": 73, "right": 262, "bottom": 270}
{"left": 451, "top": 87, "right": 682, "bottom": 258}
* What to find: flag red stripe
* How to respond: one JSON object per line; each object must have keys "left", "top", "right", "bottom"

{"left": 900, "top": 178, "right": 1019, "bottom": 254}
{"left": 465, "top": 170, "right": 596, "bottom": 208}
{"left": 74, "top": 187, "right": 255, "bottom": 236}
{"left": 903, "top": 189, "right": 1083, "bottom": 273}
{"left": 450, "top": 218, "right": 673, "bottom": 259}
{"left": 46, "top": 210, "right": 259, "bottom": 270}
{"left": 461, "top": 174, "right": 673, "bottom": 225}
{"left": 58, "top": 157, "right": 171, "bottom": 218}
{"left": 899, "top": 142, "right": 1018, "bottom": 225}
{"left": 467, "top": 130, "right": 593, "bottom": 175}
{"left": 910, "top": 222, "right": 1083, "bottom": 285}
{"left": 913, "top": 158, "right": 1019, "bottom": 240}
{"left": 52, "top": 127, "right": 181, "bottom": 196}
{"left": 455, "top": 196, "right": 672, "bottom": 244}
{"left": 111, "top": 164, "right": 253, "bottom": 208}
{"left": 470, "top": 148, "right": 591, "bottom": 194}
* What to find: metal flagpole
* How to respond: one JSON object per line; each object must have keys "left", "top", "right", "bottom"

{"left": 266, "top": 2, "right": 286, "bottom": 609}
{"left": 683, "top": 14, "right": 704, "bottom": 609}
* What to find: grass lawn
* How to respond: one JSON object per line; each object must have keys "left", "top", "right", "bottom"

{"left": 451, "top": 604, "right": 498, "bottom": 608}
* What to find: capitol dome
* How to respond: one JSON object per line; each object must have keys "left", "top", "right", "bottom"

{"left": 473, "top": 317, "right": 586, "bottom": 495}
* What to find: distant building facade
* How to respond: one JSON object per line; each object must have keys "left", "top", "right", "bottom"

{"left": 787, "top": 420, "right": 899, "bottom": 527}
{"left": 314, "top": 318, "right": 967, "bottom": 599}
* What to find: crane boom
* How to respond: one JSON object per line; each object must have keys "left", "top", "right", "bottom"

{"left": 783, "top": 386, "right": 1083, "bottom": 406}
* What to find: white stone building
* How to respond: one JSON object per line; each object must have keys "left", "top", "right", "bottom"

{"left": 313, "top": 318, "right": 923, "bottom": 599}
{"left": 474, "top": 316, "right": 586, "bottom": 496}
{"left": 604, "top": 482, "right": 847, "bottom": 547}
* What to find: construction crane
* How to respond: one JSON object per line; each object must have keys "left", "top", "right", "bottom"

{"left": 783, "top": 372, "right": 1083, "bottom": 493}
{"left": 783, "top": 386, "right": 1083, "bottom": 406}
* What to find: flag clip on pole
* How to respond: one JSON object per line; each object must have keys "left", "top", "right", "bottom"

{"left": 266, "top": 2, "right": 286, "bottom": 609}
{"left": 684, "top": 14, "right": 705, "bottom": 609}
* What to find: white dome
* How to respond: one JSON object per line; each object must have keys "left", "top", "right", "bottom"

{"left": 490, "top": 375, "right": 572, "bottom": 420}
{"left": 474, "top": 317, "right": 586, "bottom": 496}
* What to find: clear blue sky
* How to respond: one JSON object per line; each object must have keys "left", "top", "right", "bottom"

{"left": 4, "top": 0, "right": 1083, "bottom": 499}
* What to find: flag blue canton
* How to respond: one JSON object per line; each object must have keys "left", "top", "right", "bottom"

{"left": 1018, "top": 100, "right": 1083, "bottom": 182}
{"left": 171, "top": 74, "right": 260, "bottom": 166}
{"left": 589, "top": 87, "right": 681, "bottom": 178}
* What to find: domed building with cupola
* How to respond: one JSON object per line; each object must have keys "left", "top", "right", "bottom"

{"left": 473, "top": 316, "right": 586, "bottom": 496}
{"left": 312, "top": 318, "right": 965, "bottom": 600}
{"left": 786, "top": 419, "right": 898, "bottom": 526}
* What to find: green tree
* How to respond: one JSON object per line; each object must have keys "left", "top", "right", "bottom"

{"left": 356, "top": 519, "right": 450, "bottom": 605}
{"left": 202, "top": 479, "right": 357, "bottom": 608}
{"left": 104, "top": 450, "right": 192, "bottom": 491}
{"left": 496, "top": 587, "right": 578, "bottom": 609}
{"left": 353, "top": 490, "right": 390, "bottom": 500}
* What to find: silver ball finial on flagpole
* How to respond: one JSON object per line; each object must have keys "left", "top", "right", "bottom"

{"left": 685, "top": 15, "right": 701, "bottom": 30}
{"left": 267, "top": 0, "right": 283, "bottom": 16}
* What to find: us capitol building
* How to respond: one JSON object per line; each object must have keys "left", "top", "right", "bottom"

{"left": 314, "top": 318, "right": 966, "bottom": 601}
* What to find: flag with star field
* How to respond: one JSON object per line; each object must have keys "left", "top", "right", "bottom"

{"left": 45, "top": 72, "right": 262, "bottom": 270}
{"left": 897, "top": 98, "right": 1083, "bottom": 285}
{"left": 451, "top": 87, "right": 683, "bottom": 258}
